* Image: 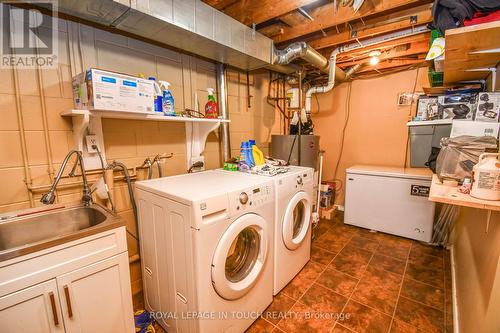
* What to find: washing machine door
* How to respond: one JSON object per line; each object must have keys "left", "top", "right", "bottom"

{"left": 282, "top": 191, "right": 311, "bottom": 250}
{"left": 211, "top": 213, "right": 268, "bottom": 300}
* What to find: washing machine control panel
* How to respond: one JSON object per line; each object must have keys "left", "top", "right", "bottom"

{"left": 233, "top": 184, "right": 273, "bottom": 211}
{"left": 239, "top": 192, "right": 249, "bottom": 204}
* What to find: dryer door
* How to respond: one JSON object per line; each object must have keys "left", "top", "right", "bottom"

{"left": 211, "top": 213, "right": 268, "bottom": 300}
{"left": 282, "top": 191, "right": 311, "bottom": 250}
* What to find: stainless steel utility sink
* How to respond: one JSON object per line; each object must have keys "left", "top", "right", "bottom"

{"left": 0, "top": 204, "right": 123, "bottom": 261}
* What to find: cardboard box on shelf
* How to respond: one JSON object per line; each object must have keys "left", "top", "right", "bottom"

{"left": 475, "top": 92, "right": 500, "bottom": 122}
{"left": 73, "top": 68, "right": 155, "bottom": 113}
{"left": 438, "top": 93, "right": 477, "bottom": 120}
{"left": 416, "top": 96, "right": 440, "bottom": 120}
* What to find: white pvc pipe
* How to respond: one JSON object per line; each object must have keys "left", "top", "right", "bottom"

{"left": 312, "top": 152, "right": 324, "bottom": 224}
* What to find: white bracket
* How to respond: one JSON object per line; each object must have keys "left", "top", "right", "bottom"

{"left": 66, "top": 110, "right": 106, "bottom": 170}
{"left": 185, "top": 121, "right": 221, "bottom": 169}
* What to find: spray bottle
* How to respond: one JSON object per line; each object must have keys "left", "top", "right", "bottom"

{"left": 205, "top": 88, "right": 218, "bottom": 118}
{"left": 159, "top": 81, "right": 175, "bottom": 116}
{"left": 148, "top": 77, "right": 162, "bottom": 113}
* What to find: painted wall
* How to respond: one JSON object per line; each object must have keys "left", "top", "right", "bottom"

{"left": 453, "top": 65, "right": 500, "bottom": 333}
{"left": 453, "top": 209, "right": 500, "bottom": 333}
{"left": 311, "top": 67, "right": 430, "bottom": 205}
{"left": 0, "top": 14, "right": 281, "bottom": 300}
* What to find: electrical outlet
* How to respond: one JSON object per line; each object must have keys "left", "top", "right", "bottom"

{"left": 85, "top": 135, "right": 99, "bottom": 153}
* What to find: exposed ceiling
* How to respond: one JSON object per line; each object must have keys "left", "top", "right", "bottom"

{"left": 203, "top": 0, "right": 434, "bottom": 75}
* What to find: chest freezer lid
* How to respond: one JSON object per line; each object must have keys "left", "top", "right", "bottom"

{"left": 346, "top": 165, "right": 433, "bottom": 181}
{"left": 135, "top": 170, "right": 272, "bottom": 204}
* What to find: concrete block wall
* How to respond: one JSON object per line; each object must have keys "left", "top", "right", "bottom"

{"left": 0, "top": 13, "right": 282, "bottom": 299}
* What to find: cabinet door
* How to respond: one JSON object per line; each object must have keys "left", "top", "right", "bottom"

{"left": 57, "top": 252, "right": 134, "bottom": 333}
{"left": 0, "top": 279, "right": 64, "bottom": 333}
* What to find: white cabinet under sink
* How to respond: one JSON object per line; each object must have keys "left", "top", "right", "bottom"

{"left": 0, "top": 226, "right": 134, "bottom": 333}
{"left": 0, "top": 279, "right": 64, "bottom": 333}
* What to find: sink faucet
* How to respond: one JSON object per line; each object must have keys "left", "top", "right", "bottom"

{"left": 41, "top": 150, "right": 93, "bottom": 207}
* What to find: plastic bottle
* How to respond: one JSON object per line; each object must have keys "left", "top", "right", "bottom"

{"left": 159, "top": 81, "right": 175, "bottom": 116}
{"left": 249, "top": 140, "right": 265, "bottom": 166}
{"left": 239, "top": 141, "right": 255, "bottom": 168}
{"left": 148, "top": 77, "right": 163, "bottom": 113}
{"left": 205, "top": 88, "right": 218, "bottom": 118}
{"left": 246, "top": 141, "right": 256, "bottom": 167}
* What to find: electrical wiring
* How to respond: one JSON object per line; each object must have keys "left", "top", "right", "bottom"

{"left": 333, "top": 81, "right": 353, "bottom": 181}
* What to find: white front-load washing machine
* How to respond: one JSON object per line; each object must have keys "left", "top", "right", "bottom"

{"left": 216, "top": 166, "right": 314, "bottom": 295}
{"left": 135, "top": 171, "right": 274, "bottom": 333}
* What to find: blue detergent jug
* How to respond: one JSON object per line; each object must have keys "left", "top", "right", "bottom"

{"left": 240, "top": 141, "right": 255, "bottom": 167}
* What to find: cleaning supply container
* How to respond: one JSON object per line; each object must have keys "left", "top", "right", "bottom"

{"left": 205, "top": 88, "right": 218, "bottom": 118}
{"left": 470, "top": 153, "right": 500, "bottom": 200}
{"left": 159, "top": 81, "right": 175, "bottom": 116}
{"left": 249, "top": 140, "right": 265, "bottom": 166}
{"left": 148, "top": 77, "right": 162, "bottom": 112}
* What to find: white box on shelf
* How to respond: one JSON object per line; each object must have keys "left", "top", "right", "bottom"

{"left": 438, "top": 93, "right": 477, "bottom": 120}
{"left": 475, "top": 92, "right": 500, "bottom": 122}
{"left": 73, "top": 68, "right": 155, "bottom": 113}
{"left": 451, "top": 120, "right": 500, "bottom": 138}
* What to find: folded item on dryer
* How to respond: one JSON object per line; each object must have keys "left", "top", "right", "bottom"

{"left": 265, "top": 157, "right": 289, "bottom": 166}
{"left": 250, "top": 164, "right": 289, "bottom": 177}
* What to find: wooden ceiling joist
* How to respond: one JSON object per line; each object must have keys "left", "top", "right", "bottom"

{"left": 219, "top": 0, "right": 319, "bottom": 26}
{"left": 273, "top": 0, "right": 434, "bottom": 44}
{"left": 355, "top": 59, "right": 424, "bottom": 73}
{"left": 337, "top": 40, "right": 430, "bottom": 68}
{"left": 202, "top": 0, "right": 238, "bottom": 10}
{"left": 309, "top": 7, "right": 432, "bottom": 50}
{"left": 320, "top": 32, "right": 430, "bottom": 58}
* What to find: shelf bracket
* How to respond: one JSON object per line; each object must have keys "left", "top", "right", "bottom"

{"left": 185, "top": 121, "right": 221, "bottom": 170}
{"left": 66, "top": 110, "right": 107, "bottom": 171}
{"left": 485, "top": 209, "right": 492, "bottom": 234}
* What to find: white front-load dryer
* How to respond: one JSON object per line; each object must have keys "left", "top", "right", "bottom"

{"left": 216, "top": 166, "right": 314, "bottom": 295}
{"left": 135, "top": 171, "right": 274, "bottom": 333}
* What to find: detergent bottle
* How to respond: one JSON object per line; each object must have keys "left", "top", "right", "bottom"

{"left": 470, "top": 153, "right": 500, "bottom": 200}
{"left": 205, "top": 88, "right": 218, "bottom": 118}
{"left": 249, "top": 139, "right": 265, "bottom": 166}
{"left": 159, "top": 81, "right": 175, "bottom": 116}
{"left": 148, "top": 77, "right": 162, "bottom": 113}
{"left": 239, "top": 141, "right": 255, "bottom": 168}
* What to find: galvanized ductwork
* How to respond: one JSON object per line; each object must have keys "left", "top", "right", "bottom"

{"left": 53, "top": 0, "right": 274, "bottom": 71}
{"left": 274, "top": 42, "right": 346, "bottom": 82}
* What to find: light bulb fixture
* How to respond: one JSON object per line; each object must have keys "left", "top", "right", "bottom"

{"left": 369, "top": 56, "right": 380, "bottom": 66}
{"left": 368, "top": 50, "right": 381, "bottom": 66}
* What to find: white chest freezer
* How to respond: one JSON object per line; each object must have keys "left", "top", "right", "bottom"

{"left": 344, "top": 165, "right": 435, "bottom": 242}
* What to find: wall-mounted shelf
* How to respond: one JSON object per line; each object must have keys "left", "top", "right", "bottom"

{"left": 444, "top": 21, "right": 500, "bottom": 85}
{"left": 61, "top": 109, "right": 230, "bottom": 170}
{"left": 429, "top": 175, "right": 500, "bottom": 211}
{"left": 406, "top": 119, "right": 453, "bottom": 127}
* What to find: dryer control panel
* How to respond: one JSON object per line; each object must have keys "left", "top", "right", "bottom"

{"left": 231, "top": 184, "right": 273, "bottom": 213}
